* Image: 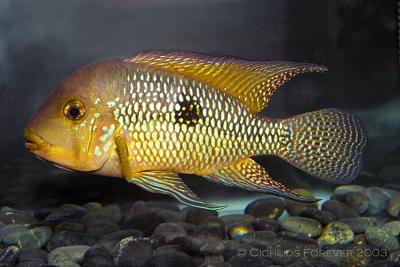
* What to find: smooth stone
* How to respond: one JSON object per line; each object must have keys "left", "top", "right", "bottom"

{"left": 338, "top": 217, "right": 377, "bottom": 234}
{"left": 341, "top": 192, "right": 370, "bottom": 214}
{"left": 0, "top": 207, "right": 38, "bottom": 225}
{"left": 45, "top": 204, "right": 86, "bottom": 222}
{"left": 353, "top": 234, "right": 367, "bottom": 245}
{"left": 81, "top": 204, "right": 122, "bottom": 225}
{"left": 192, "top": 217, "right": 225, "bottom": 240}
{"left": 143, "top": 252, "right": 196, "bottom": 267}
{"left": 318, "top": 222, "right": 354, "bottom": 247}
{"left": 383, "top": 221, "right": 400, "bottom": 236}
{"left": 98, "top": 229, "right": 143, "bottom": 255}
{"left": 340, "top": 245, "right": 370, "bottom": 267}
{"left": 264, "top": 232, "right": 319, "bottom": 265}
{"left": 219, "top": 214, "right": 255, "bottom": 230}
{"left": 298, "top": 208, "right": 337, "bottom": 225}
{"left": 388, "top": 196, "right": 400, "bottom": 217}
{"left": 185, "top": 208, "right": 218, "bottom": 225}
{"left": 81, "top": 246, "right": 114, "bottom": 267}
{"left": 0, "top": 224, "right": 29, "bottom": 239}
{"left": 321, "top": 199, "right": 359, "bottom": 219}
{"left": 153, "top": 222, "right": 186, "bottom": 242}
{"left": 228, "top": 254, "right": 272, "bottom": 267}
{"left": 244, "top": 197, "right": 286, "bottom": 219}
{"left": 200, "top": 255, "right": 226, "bottom": 267}
{"left": 122, "top": 208, "right": 175, "bottom": 236}
{"left": 48, "top": 245, "right": 90, "bottom": 267}
{"left": 0, "top": 246, "right": 19, "bottom": 267}
{"left": 334, "top": 185, "right": 367, "bottom": 196}
{"left": 114, "top": 237, "right": 153, "bottom": 267}
{"left": 366, "top": 187, "right": 400, "bottom": 214}
{"left": 154, "top": 244, "right": 182, "bottom": 255}
{"left": 365, "top": 226, "right": 399, "bottom": 252}
{"left": 199, "top": 239, "right": 225, "bottom": 255}
{"left": 54, "top": 221, "right": 85, "bottom": 234}
{"left": 227, "top": 223, "right": 253, "bottom": 240}
{"left": 19, "top": 248, "right": 48, "bottom": 262}
{"left": 15, "top": 260, "right": 49, "bottom": 267}
{"left": 240, "top": 230, "right": 277, "bottom": 246}
{"left": 146, "top": 201, "right": 179, "bottom": 211}
{"left": 280, "top": 216, "right": 322, "bottom": 238}
{"left": 167, "top": 236, "right": 201, "bottom": 255}
{"left": 82, "top": 202, "right": 102, "bottom": 213}
{"left": 366, "top": 260, "right": 399, "bottom": 267}
{"left": 85, "top": 219, "right": 120, "bottom": 237}
{"left": 47, "top": 231, "right": 95, "bottom": 251}
{"left": 388, "top": 249, "right": 400, "bottom": 263}
{"left": 250, "top": 216, "right": 279, "bottom": 232}
{"left": 285, "top": 188, "right": 318, "bottom": 216}
{"left": 2, "top": 226, "right": 52, "bottom": 249}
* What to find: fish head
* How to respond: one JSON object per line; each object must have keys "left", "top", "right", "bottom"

{"left": 24, "top": 61, "right": 121, "bottom": 172}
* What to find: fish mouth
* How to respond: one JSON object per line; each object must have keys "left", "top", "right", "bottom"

{"left": 24, "top": 128, "right": 51, "bottom": 153}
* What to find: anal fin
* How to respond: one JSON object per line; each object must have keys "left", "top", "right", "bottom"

{"left": 128, "top": 171, "right": 226, "bottom": 210}
{"left": 206, "top": 158, "right": 320, "bottom": 203}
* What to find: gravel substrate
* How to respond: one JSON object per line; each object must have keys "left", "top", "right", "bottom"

{"left": 1, "top": 185, "right": 400, "bottom": 267}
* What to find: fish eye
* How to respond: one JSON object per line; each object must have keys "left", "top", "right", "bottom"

{"left": 63, "top": 99, "right": 85, "bottom": 121}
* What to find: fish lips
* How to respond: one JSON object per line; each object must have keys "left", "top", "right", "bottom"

{"left": 24, "top": 128, "right": 51, "bottom": 153}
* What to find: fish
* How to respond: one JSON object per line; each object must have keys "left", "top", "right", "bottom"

{"left": 24, "top": 50, "right": 367, "bottom": 210}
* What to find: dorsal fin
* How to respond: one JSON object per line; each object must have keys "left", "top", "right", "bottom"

{"left": 126, "top": 50, "right": 328, "bottom": 113}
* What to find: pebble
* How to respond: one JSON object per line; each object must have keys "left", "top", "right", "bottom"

{"left": 298, "top": 207, "right": 337, "bottom": 225}
{"left": 48, "top": 245, "right": 90, "bottom": 267}
{"left": 198, "top": 239, "right": 225, "bottom": 255}
{"left": 114, "top": 237, "right": 153, "bottom": 267}
{"left": 153, "top": 222, "right": 186, "bottom": 242}
{"left": 334, "top": 185, "right": 367, "bottom": 196}
{"left": 366, "top": 187, "right": 399, "bottom": 214}
{"left": 338, "top": 217, "right": 377, "bottom": 234}
{"left": 227, "top": 223, "right": 253, "bottom": 240}
{"left": 353, "top": 234, "right": 367, "bottom": 245}
{"left": 285, "top": 188, "right": 318, "bottom": 216}
{"left": 280, "top": 216, "right": 322, "bottom": 238}
{"left": 244, "top": 197, "right": 286, "bottom": 219}
{"left": 2, "top": 226, "right": 52, "bottom": 249}
{"left": 82, "top": 202, "right": 102, "bottom": 213}
{"left": 318, "top": 222, "right": 354, "bottom": 247}
{"left": 0, "top": 246, "right": 19, "bottom": 267}
{"left": 192, "top": 217, "right": 225, "bottom": 240}
{"left": 54, "top": 221, "right": 85, "bottom": 234}
{"left": 0, "top": 207, "right": 38, "bottom": 225}
{"left": 388, "top": 195, "right": 400, "bottom": 217}
{"left": 383, "top": 221, "right": 400, "bottom": 236}
{"left": 81, "top": 245, "right": 114, "bottom": 267}
{"left": 81, "top": 204, "right": 122, "bottom": 225}
{"left": 185, "top": 208, "right": 218, "bottom": 224}
{"left": 265, "top": 232, "right": 319, "bottom": 265}
{"left": 365, "top": 226, "right": 399, "bottom": 252}
{"left": 321, "top": 199, "right": 359, "bottom": 219}
{"left": 47, "top": 231, "right": 95, "bottom": 251}
{"left": 146, "top": 201, "right": 180, "bottom": 211}
{"left": 45, "top": 204, "right": 86, "bottom": 222}
{"left": 167, "top": 236, "right": 201, "bottom": 255}
{"left": 85, "top": 219, "right": 120, "bottom": 237}
{"left": 228, "top": 254, "right": 272, "bottom": 267}
{"left": 143, "top": 251, "right": 196, "bottom": 267}
{"left": 122, "top": 208, "right": 170, "bottom": 236}
{"left": 250, "top": 216, "right": 279, "bottom": 231}
{"left": 340, "top": 191, "right": 370, "bottom": 214}
{"left": 388, "top": 249, "right": 400, "bottom": 263}
{"left": 154, "top": 244, "right": 182, "bottom": 255}
{"left": 219, "top": 214, "right": 255, "bottom": 229}
{"left": 98, "top": 229, "right": 143, "bottom": 254}
{"left": 240, "top": 230, "right": 277, "bottom": 246}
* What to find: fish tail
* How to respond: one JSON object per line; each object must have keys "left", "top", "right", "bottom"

{"left": 277, "top": 109, "right": 367, "bottom": 183}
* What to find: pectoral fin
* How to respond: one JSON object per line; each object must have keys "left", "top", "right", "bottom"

{"left": 206, "top": 158, "right": 320, "bottom": 203}
{"left": 114, "top": 135, "right": 132, "bottom": 178}
{"left": 127, "top": 171, "right": 226, "bottom": 210}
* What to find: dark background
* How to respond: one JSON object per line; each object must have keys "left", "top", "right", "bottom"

{"left": 0, "top": 0, "right": 398, "bottom": 210}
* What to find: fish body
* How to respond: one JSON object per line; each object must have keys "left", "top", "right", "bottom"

{"left": 25, "top": 51, "right": 367, "bottom": 209}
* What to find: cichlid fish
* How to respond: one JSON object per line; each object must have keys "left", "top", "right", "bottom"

{"left": 25, "top": 51, "right": 367, "bottom": 210}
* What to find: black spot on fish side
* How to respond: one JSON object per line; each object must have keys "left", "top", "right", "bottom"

{"left": 175, "top": 98, "right": 202, "bottom": 127}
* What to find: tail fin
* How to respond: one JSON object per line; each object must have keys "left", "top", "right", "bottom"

{"left": 280, "top": 109, "right": 367, "bottom": 184}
